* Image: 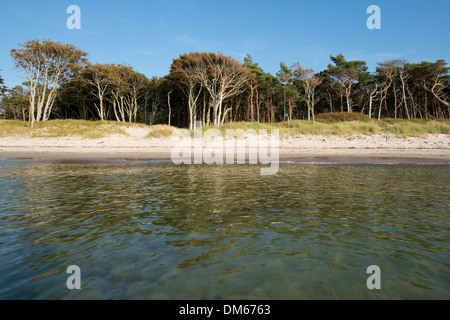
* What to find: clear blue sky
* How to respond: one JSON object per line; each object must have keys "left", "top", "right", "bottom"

{"left": 1, "top": 0, "right": 449, "bottom": 88}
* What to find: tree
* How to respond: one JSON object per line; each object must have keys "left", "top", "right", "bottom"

{"left": 10, "top": 39, "right": 88, "bottom": 126}
{"left": 263, "top": 73, "right": 283, "bottom": 123}
{"left": 0, "top": 71, "right": 6, "bottom": 117}
{"left": 197, "top": 53, "right": 250, "bottom": 126}
{"left": 327, "top": 54, "right": 369, "bottom": 113}
{"left": 107, "top": 64, "right": 147, "bottom": 123}
{"left": 0, "top": 71, "right": 6, "bottom": 98}
{"left": 277, "top": 62, "right": 293, "bottom": 123}
{"left": 243, "top": 55, "right": 285, "bottom": 123}
{"left": 317, "top": 70, "right": 339, "bottom": 114}
{"left": 396, "top": 60, "right": 411, "bottom": 119}
{"left": 54, "top": 75, "right": 95, "bottom": 120}
{"left": 170, "top": 52, "right": 250, "bottom": 128}
{"left": 406, "top": 60, "right": 449, "bottom": 119}
{"left": 244, "top": 54, "right": 266, "bottom": 122}
{"left": 5, "top": 39, "right": 449, "bottom": 123}
{"left": 376, "top": 61, "right": 397, "bottom": 120}
{"left": 365, "top": 78, "right": 380, "bottom": 119}
{"left": 83, "top": 63, "right": 115, "bottom": 121}
{"left": 421, "top": 60, "right": 450, "bottom": 108}
{"left": 161, "top": 76, "right": 177, "bottom": 126}
{"left": 292, "top": 63, "right": 322, "bottom": 123}
{"left": 170, "top": 53, "right": 204, "bottom": 130}
{"left": 2, "top": 86, "right": 29, "bottom": 120}
{"left": 143, "top": 77, "right": 165, "bottom": 125}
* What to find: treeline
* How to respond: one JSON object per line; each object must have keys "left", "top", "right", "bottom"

{"left": 1, "top": 39, "right": 449, "bottom": 128}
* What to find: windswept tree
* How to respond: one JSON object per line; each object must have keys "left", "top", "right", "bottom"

{"left": 170, "top": 52, "right": 250, "bottom": 128}
{"left": 107, "top": 64, "right": 147, "bottom": 123}
{"left": 377, "top": 60, "right": 411, "bottom": 119}
{"left": 376, "top": 60, "right": 399, "bottom": 120}
{"left": 327, "top": 54, "right": 369, "bottom": 113}
{"left": 292, "top": 63, "right": 322, "bottom": 123}
{"left": 421, "top": 60, "right": 450, "bottom": 109}
{"left": 406, "top": 60, "right": 449, "bottom": 119}
{"left": 196, "top": 53, "right": 250, "bottom": 126}
{"left": 83, "top": 63, "right": 115, "bottom": 121}
{"left": 10, "top": 39, "right": 88, "bottom": 126}
{"left": 364, "top": 76, "right": 381, "bottom": 119}
{"left": 170, "top": 53, "right": 204, "bottom": 130}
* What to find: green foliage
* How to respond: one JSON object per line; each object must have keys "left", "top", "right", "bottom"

{"left": 277, "top": 61, "right": 293, "bottom": 85}
{"left": 1, "top": 85, "right": 29, "bottom": 120}
{"left": 0, "top": 71, "right": 6, "bottom": 97}
{"left": 329, "top": 54, "right": 369, "bottom": 76}
{"left": 10, "top": 39, "right": 89, "bottom": 122}
{"left": 5, "top": 38, "right": 450, "bottom": 127}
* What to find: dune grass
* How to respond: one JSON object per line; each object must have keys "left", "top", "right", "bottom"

{"left": 201, "top": 119, "right": 448, "bottom": 138}
{"left": 0, "top": 118, "right": 448, "bottom": 139}
{"left": 147, "top": 125, "right": 176, "bottom": 138}
{"left": 315, "top": 112, "right": 373, "bottom": 123}
{"left": 0, "top": 119, "right": 134, "bottom": 139}
{"left": 201, "top": 121, "right": 280, "bottom": 136}
{"left": 381, "top": 119, "right": 450, "bottom": 137}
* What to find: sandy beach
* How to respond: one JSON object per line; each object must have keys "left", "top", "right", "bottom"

{"left": 1, "top": 132, "right": 449, "bottom": 164}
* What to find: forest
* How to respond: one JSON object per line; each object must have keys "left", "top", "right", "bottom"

{"left": 1, "top": 39, "right": 449, "bottom": 129}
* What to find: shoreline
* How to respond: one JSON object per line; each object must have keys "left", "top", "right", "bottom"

{"left": 1, "top": 134, "right": 449, "bottom": 164}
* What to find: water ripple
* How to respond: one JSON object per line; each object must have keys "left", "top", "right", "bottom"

{"left": 0, "top": 161, "right": 448, "bottom": 299}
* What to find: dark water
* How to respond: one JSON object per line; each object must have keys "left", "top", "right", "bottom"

{"left": 0, "top": 159, "right": 448, "bottom": 299}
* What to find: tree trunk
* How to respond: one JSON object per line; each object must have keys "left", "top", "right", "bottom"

{"left": 288, "top": 98, "right": 292, "bottom": 127}
{"left": 29, "top": 93, "right": 35, "bottom": 128}
{"left": 346, "top": 87, "right": 352, "bottom": 113}
{"left": 400, "top": 73, "right": 410, "bottom": 120}
{"left": 393, "top": 82, "right": 398, "bottom": 119}
{"left": 328, "top": 91, "right": 333, "bottom": 113}
{"left": 250, "top": 80, "right": 254, "bottom": 122}
{"left": 283, "top": 84, "right": 286, "bottom": 122}
{"left": 256, "top": 88, "right": 260, "bottom": 122}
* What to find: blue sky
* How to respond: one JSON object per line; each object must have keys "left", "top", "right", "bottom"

{"left": 1, "top": 0, "right": 449, "bottom": 88}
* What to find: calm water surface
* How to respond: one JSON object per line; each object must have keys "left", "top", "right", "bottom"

{"left": 0, "top": 159, "right": 448, "bottom": 299}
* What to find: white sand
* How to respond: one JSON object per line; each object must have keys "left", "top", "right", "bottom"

{"left": 0, "top": 133, "right": 449, "bottom": 163}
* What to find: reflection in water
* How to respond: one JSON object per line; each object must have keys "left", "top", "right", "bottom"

{"left": 0, "top": 160, "right": 448, "bottom": 299}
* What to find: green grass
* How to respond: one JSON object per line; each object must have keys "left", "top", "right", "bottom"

{"left": 201, "top": 121, "right": 280, "bottom": 136}
{"left": 147, "top": 125, "right": 176, "bottom": 138}
{"left": 0, "top": 119, "right": 135, "bottom": 139}
{"left": 315, "top": 112, "right": 373, "bottom": 123}
{"left": 381, "top": 119, "right": 450, "bottom": 137}
{"left": 199, "top": 119, "right": 449, "bottom": 138}
{"left": 0, "top": 118, "right": 449, "bottom": 139}
{"left": 0, "top": 120, "right": 31, "bottom": 137}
